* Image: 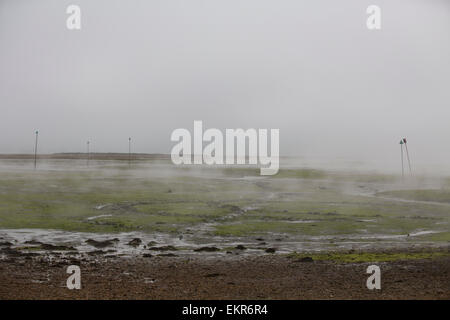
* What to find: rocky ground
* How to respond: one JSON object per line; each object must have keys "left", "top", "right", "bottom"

{"left": 0, "top": 247, "right": 448, "bottom": 300}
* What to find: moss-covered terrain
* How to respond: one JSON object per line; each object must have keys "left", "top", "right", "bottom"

{"left": 377, "top": 189, "right": 450, "bottom": 203}
{"left": 286, "top": 249, "right": 450, "bottom": 263}
{"left": 0, "top": 160, "right": 448, "bottom": 246}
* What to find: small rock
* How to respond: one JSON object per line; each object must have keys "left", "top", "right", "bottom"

{"left": 41, "top": 243, "right": 76, "bottom": 251}
{"left": 24, "top": 240, "right": 42, "bottom": 245}
{"left": 87, "top": 250, "right": 106, "bottom": 256}
{"left": 127, "top": 238, "right": 142, "bottom": 247}
{"left": 86, "top": 239, "right": 116, "bottom": 248}
{"left": 194, "top": 246, "right": 220, "bottom": 252}
{"left": 204, "top": 273, "right": 222, "bottom": 278}
{"left": 265, "top": 248, "right": 276, "bottom": 253}
{"left": 148, "top": 245, "right": 177, "bottom": 251}
{"left": 297, "top": 256, "right": 314, "bottom": 263}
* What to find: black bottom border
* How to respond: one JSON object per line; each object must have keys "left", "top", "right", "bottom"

{"left": 1, "top": 300, "right": 448, "bottom": 318}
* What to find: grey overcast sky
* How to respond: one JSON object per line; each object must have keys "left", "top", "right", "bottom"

{"left": 0, "top": 0, "right": 449, "bottom": 168}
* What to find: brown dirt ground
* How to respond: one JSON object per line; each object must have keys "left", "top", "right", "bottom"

{"left": 0, "top": 252, "right": 449, "bottom": 300}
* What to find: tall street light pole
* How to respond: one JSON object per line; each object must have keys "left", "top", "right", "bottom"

{"left": 87, "top": 140, "right": 90, "bottom": 166}
{"left": 34, "top": 130, "right": 39, "bottom": 169}
{"left": 128, "top": 137, "right": 131, "bottom": 166}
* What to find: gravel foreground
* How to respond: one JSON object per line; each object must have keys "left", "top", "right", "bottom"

{"left": 0, "top": 251, "right": 449, "bottom": 300}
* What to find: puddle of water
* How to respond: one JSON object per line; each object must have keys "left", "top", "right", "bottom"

{"left": 95, "top": 204, "right": 110, "bottom": 210}
{"left": 355, "top": 230, "right": 440, "bottom": 239}
{"left": 285, "top": 220, "right": 320, "bottom": 224}
{"left": 409, "top": 230, "right": 440, "bottom": 237}
{"left": 0, "top": 228, "right": 446, "bottom": 259}
{"left": 86, "top": 214, "right": 112, "bottom": 221}
{"left": 0, "top": 228, "right": 192, "bottom": 256}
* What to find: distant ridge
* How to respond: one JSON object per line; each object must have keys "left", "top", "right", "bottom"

{"left": 0, "top": 153, "right": 170, "bottom": 160}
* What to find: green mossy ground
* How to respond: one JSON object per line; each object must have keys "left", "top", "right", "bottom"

{"left": 377, "top": 189, "right": 450, "bottom": 203}
{"left": 286, "top": 250, "right": 450, "bottom": 263}
{"left": 0, "top": 162, "right": 448, "bottom": 242}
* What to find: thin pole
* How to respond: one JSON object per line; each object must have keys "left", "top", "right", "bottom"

{"left": 87, "top": 141, "right": 90, "bottom": 167}
{"left": 128, "top": 137, "right": 132, "bottom": 166}
{"left": 404, "top": 141, "right": 412, "bottom": 175}
{"left": 34, "top": 130, "right": 39, "bottom": 169}
{"left": 401, "top": 143, "right": 404, "bottom": 179}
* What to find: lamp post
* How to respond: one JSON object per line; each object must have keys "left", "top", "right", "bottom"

{"left": 403, "top": 138, "right": 412, "bottom": 175}
{"left": 87, "top": 140, "right": 90, "bottom": 166}
{"left": 400, "top": 139, "right": 404, "bottom": 179}
{"left": 128, "top": 137, "right": 131, "bottom": 166}
{"left": 34, "top": 130, "right": 39, "bottom": 169}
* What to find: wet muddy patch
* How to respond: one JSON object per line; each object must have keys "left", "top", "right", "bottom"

{"left": 1, "top": 228, "right": 448, "bottom": 262}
